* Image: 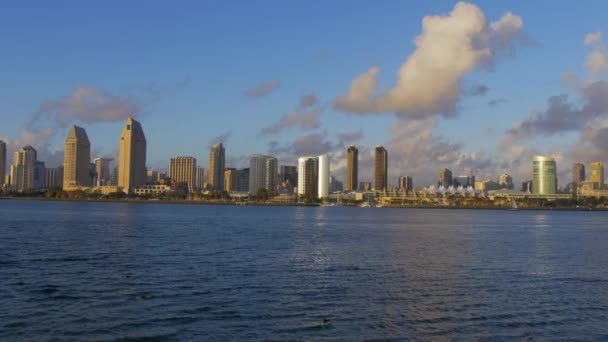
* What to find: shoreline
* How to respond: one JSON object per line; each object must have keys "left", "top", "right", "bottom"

{"left": 1, "top": 197, "right": 605, "bottom": 211}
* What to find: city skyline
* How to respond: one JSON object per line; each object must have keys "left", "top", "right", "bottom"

{"left": 2, "top": 2, "right": 608, "bottom": 186}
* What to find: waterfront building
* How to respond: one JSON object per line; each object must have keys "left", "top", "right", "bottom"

{"left": 34, "top": 161, "right": 46, "bottom": 191}
{"left": 475, "top": 179, "right": 500, "bottom": 192}
{"left": 456, "top": 175, "right": 470, "bottom": 187}
{"left": 589, "top": 162, "right": 604, "bottom": 190}
{"left": 280, "top": 165, "right": 297, "bottom": 192}
{"left": 133, "top": 185, "right": 175, "bottom": 196}
{"left": 498, "top": 173, "right": 514, "bottom": 190}
{"left": 249, "top": 155, "right": 278, "bottom": 195}
{"left": 94, "top": 158, "right": 112, "bottom": 186}
{"left": 147, "top": 170, "right": 159, "bottom": 185}
{"left": 224, "top": 168, "right": 239, "bottom": 192}
{"left": 297, "top": 154, "right": 330, "bottom": 199}
{"left": 532, "top": 156, "right": 557, "bottom": 195}
{"left": 374, "top": 145, "right": 388, "bottom": 191}
{"left": 46, "top": 166, "right": 64, "bottom": 189}
{"left": 63, "top": 125, "right": 92, "bottom": 189}
{"left": 10, "top": 145, "right": 38, "bottom": 192}
{"left": 399, "top": 176, "right": 413, "bottom": 192}
{"left": 521, "top": 180, "right": 533, "bottom": 193}
{"left": 359, "top": 181, "right": 371, "bottom": 191}
{"left": 0, "top": 140, "right": 6, "bottom": 186}
{"left": 573, "top": 163, "right": 585, "bottom": 185}
{"left": 330, "top": 176, "right": 344, "bottom": 192}
{"left": 118, "top": 117, "right": 147, "bottom": 193}
{"left": 346, "top": 145, "right": 358, "bottom": 191}
{"left": 170, "top": 156, "right": 197, "bottom": 192}
{"left": 438, "top": 168, "right": 453, "bottom": 188}
{"left": 208, "top": 143, "right": 225, "bottom": 191}
{"left": 237, "top": 168, "right": 250, "bottom": 193}
{"left": 195, "top": 166, "right": 204, "bottom": 190}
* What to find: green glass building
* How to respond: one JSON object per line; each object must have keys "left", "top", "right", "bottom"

{"left": 533, "top": 156, "right": 557, "bottom": 195}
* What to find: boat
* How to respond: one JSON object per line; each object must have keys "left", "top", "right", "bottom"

{"left": 320, "top": 202, "right": 336, "bottom": 207}
{"left": 510, "top": 198, "right": 519, "bottom": 211}
{"left": 375, "top": 203, "right": 385, "bottom": 208}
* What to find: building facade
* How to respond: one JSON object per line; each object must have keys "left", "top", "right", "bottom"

{"left": 280, "top": 165, "right": 297, "bottom": 192}
{"left": 374, "top": 145, "right": 388, "bottom": 191}
{"left": 346, "top": 145, "right": 358, "bottom": 191}
{"left": 589, "top": 162, "right": 604, "bottom": 190}
{"left": 94, "top": 158, "right": 112, "bottom": 186}
{"left": 532, "top": 156, "right": 557, "bottom": 195}
{"left": 208, "top": 143, "right": 225, "bottom": 191}
{"left": 118, "top": 117, "right": 147, "bottom": 193}
{"left": 170, "top": 156, "right": 197, "bottom": 192}
{"left": 237, "top": 168, "right": 250, "bottom": 193}
{"left": 224, "top": 168, "right": 239, "bottom": 192}
{"left": 10, "top": 145, "right": 38, "bottom": 192}
{"left": 438, "top": 168, "right": 453, "bottom": 188}
{"left": 297, "top": 154, "right": 329, "bottom": 199}
{"left": 195, "top": 166, "right": 205, "bottom": 190}
{"left": 399, "top": 176, "right": 413, "bottom": 192}
{"left": 573, "top": 163, "right": 585, "bottom": 185}
{"left": 46, "top": 166, "right": 64, "bottom": 189}
{"left": 63, "top": 125, "right": 92, "bottom": 189}
{"left": 249, "top": 155, "right": 278, "bottom": 195}
{"left": 498, "top": 173, "right": 513, "bottom": 190}
{"left": 0, "top": 140, "right": 6, "bottom": 187}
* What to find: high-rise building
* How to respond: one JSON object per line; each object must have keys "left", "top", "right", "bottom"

{"left": 208, "top": 143, "right": 225, "bottom": 191}
{"left": 147, "top": 170, "right": 159, "bottom": 185}
{"left": 573, "top": 163, "right": 585, "bottom": 185}
{"left": 297, "top": 154, "right": 329, "bottom": 199}
{"left": 10, "top": 145, "right": 38, "bottom": 192}
{"left": 456, "top": 175, "right": 470, "bottom": 187}
{"left": 94, "top": 158, "right": 112, "bottom": 186}
{"left": 374, "top": 145, "right": 388, "bottom": 191}
{"left": 399, "top": 176, "right": 413, "bottom": 192}
{"left": 46, "top": 166, "right": 64, "bottom": 189}
{"left": 498, "top": 173, "right": 513, "bottom": 190}
{"left": 63, "top": 125, "right": 91, "bottom": 189}
{"left": 224, "top": 168, "right": 239, "bottom": 192}
{"left": 111, "top": 166, "right": 119, "bottom": 186}
{"left": 249, "top": 155, "right": 278, "bottom": 195}
{"left": 237, "top": 168, "right": 250, "bottom": 193}
{"left": 522, "top": 180, "right": 533, "bottom": 193}
{"left": 532, "top": 156, "right": 557, "bottom": 195}
{"left": 0, "top": 140, "right": 6, "bottom": 187}
{"left": 170, "top": 156, "right": 197, "bottom": 192}
{"left": 195, "top": 166, "right": 205, "bottom": 190}
{"left": 346, "top": 145, "right": 358, "bottom": 191}
{"left": 589, "top": 162, "right": 604, "bottom": 189}
{"left": 438, "top": 168, "right": 453, "bottom": 188}
{"left": 359, "top": 181, "right": 372, "bottom": 191}
{"left": 34, "top": 161, "right": 46, "bottom": 190}
{"left": 118, "top": 117, "right": 147, "bottom": 193}
{"left": 280, "top": 165, "right": 297, "bottom": 191}
{"left": 330, "top": 176, "right": 344, "bottom": 192}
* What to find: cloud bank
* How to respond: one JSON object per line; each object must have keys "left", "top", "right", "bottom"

{"left": 245, "top": 79, "right": 281, "bottom": 97}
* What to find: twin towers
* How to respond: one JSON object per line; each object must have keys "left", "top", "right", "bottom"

{"left": 63, "top": 117, "right": 146, "bottom": 193}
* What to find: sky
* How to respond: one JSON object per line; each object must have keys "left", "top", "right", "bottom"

{"left": 2, "top": 1, "right": 608, "bottom": 187}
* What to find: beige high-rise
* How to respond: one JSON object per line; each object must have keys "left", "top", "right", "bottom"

{"left": 208, "top": 143, "right": 225, "bottom": 191}
{"left": 63, "top": 125, "right": 92, "bottom": 189}
{"left": 346, "top": 145, "right": 358, "bottom": 191}
{"left": 10, "top": 145, "right": 37, "bottom": 192}
{"left": 118, "top": 117, "right": 147, "bottom": 193}
{"left": 589, "top": 162, "right": 604, "bottom": 189}
{"left": 374, "top": 145, "right": 388, "bottom": 191}
{"left": 224, "top": 168, "right": 238, "bottom": 192}
{"left": 0, "top": 140, "right": 6, "bottom": 186}
{"left": 170, "top": 156, "right": 197, "bottom": 192}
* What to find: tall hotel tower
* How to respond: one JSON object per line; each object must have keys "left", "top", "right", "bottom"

{"left": 297, "top": 154, "right": 329, "bottom": 199}
{"left": 208, "top": 143, "right": 226, "bottom": 191}
{"left": 118, "top": 117, "right": 147, "bottom": 193}
{"left": 170, "top": 156, "right": 197, "bottom": 192}
{"left": 346, "top": 145, "right": 358, "bottom": 191}
{"left": 374, "top": 145, "right": 388, "bottom": 191}
{"left": 63, "top": 125, "right": 92, "bottom": 189}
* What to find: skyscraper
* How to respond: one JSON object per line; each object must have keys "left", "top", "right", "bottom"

{"left": 589, "top": 162, "right": 604, "bottom": 189}
{"left": 208, "top": 143, "right": 225, "bottom": 191}
{"left": 94, "top": 158, "right": 112, "bottom": 186}
{"left": 532, "top": 156, "right": 557, "bottom": 195}
{"left": 374, "top": 145, "right": 388, "bottom": 191}
{"left": 224, "top": 168, "right": 239, "bottom": 192}
{"left": 573, "top": 163, "right": 585, "bottom": 185}
{"left": 297, "top": 154, "right": 329, "bottom": 199}
{"left": 170, "top": 156, "right": 197, "bottom": 192}
{"left": 399, "top": 176, "right": 413, "bottom": 192}
{"left": 118, "top": 117, "right": 147, "bottom": 193}
{"left": 498, "top": 173, "right": 513, "bottom": 189}
{"left": 195, "top": 166, "right": 205, "bottom": 190}
{"left": 280, "top": 165, "right": 297, "bottom": 191}
{"left": 438, "top": 168, "right": 452, "bottom": 188}
{"left": 63, "top": 125, "right": 92, "bottom": 189}
{"left": 249, "top": 155, "right": 278, "bottom": 195}
{"left": 34, "top": 161, "right": 46, "bottom": 191}
{"left": 0, "top": 140, "right": 6, "bottom": 186}
{"left": 10, "top": 145, "right": 37, "bottom": 192}
{"left": 237, "top": 168, "right": 250, "bottom": 193}
{"left": 46, "top": 166, "right": 63, "bottom": 189}
{"left": 346, "top": 145, "right": 358, "bottom": 191}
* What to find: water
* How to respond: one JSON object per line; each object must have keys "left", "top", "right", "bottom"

{"left": 1, "top": 201, "right": 608, "bottom": 341}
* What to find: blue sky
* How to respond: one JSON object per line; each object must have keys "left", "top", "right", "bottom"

{"left": 2, "top": 1, "right": 608, "bottom": 186}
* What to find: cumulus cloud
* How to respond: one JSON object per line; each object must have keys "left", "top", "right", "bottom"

{"left": 584, "top": 32, "right": 608, "bottom": 75}
{"left": 245, "top": 79, "right": 281, "bottom": 97}
{"left": 258, "top": 109, "right": 322, "bottom": 136}
{"left": 207, "top": 130, "right": 232, "bottom": 148}
{"left": 31, "top": 87, "right": 139, "bottom": 128}
{"left": 334, "top": 2, "right": 524, "bottom": 118}
{"left": 336, "top": 129, "right": 364, "bottom": 143}
{"left": 268, "top": 132, "right": 338, "bottom": 158}
{"left": 300, "top": 94, "right": 318, "bottom": 108}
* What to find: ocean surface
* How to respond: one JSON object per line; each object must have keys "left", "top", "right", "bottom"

{"left": 1, "top": 201, "right": 608, "bottom": 341}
